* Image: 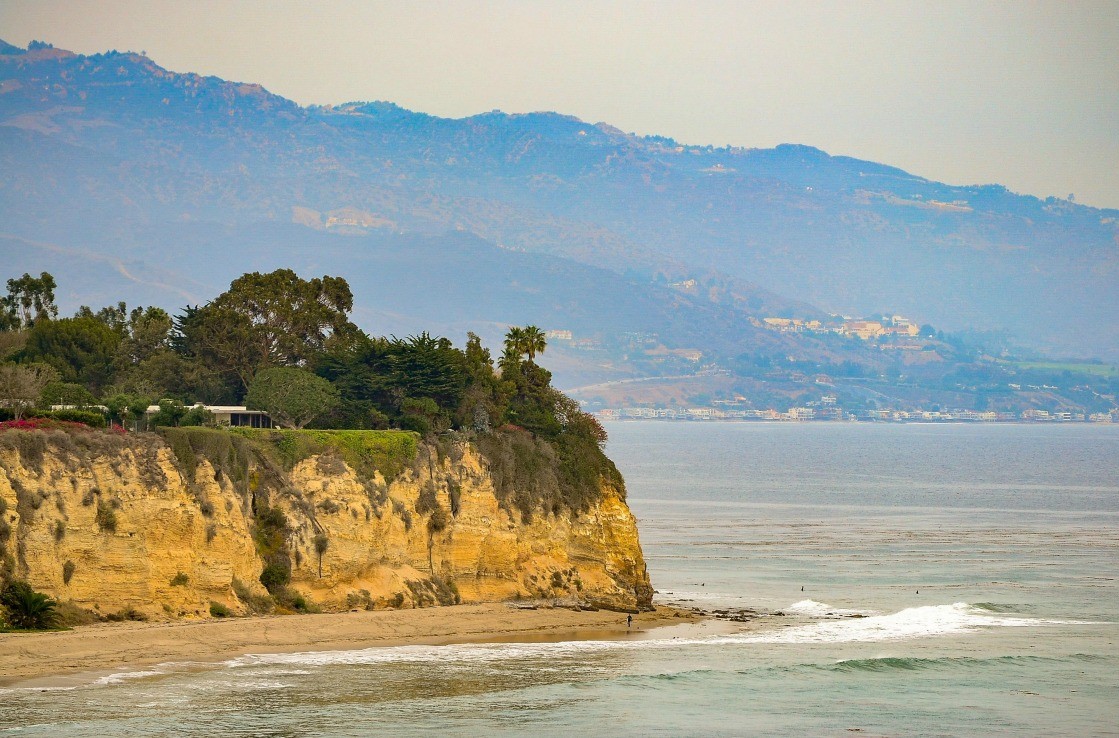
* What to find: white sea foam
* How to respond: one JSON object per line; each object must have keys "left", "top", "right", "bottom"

{"left": 716, "top": 603, "right": 1095, "bottom": 646}
{"left": 92, "top": 669, "right": 166, "bottom": 685}
{"left": 219, "top": 602, "right": 1088, "bottom": 669}
{"left": 784, "top": 599, "right": 874, "bottom": 617}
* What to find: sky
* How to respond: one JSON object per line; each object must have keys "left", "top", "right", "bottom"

{"left": 3, "top": 0, "right": 1117, "bottom": 208}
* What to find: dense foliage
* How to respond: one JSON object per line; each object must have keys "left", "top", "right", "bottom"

{"left": 245, "top": 367, "right": 340, "bottom": 429}
{"left": 0, "top": 269, "right": 615, "bottom": 513}
{"left": 1, "top": 580, "right": 58, "bottom": 630}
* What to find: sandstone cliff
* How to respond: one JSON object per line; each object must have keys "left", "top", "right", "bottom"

{"left": 0, "top": 427, "right": 652, "bottom": 620}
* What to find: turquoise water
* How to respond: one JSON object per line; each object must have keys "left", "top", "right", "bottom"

{"left": 2, "top": 423, "right": 1117, "bottom": 736}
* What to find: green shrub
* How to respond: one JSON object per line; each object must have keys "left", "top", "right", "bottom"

{"left": 62, "top": 560, "right": 76, "bottom": 585}
{"left": 54, "top": 600, "right": 98, "bottom": 627}
{"left": 102, "top": 607, "right": 146, "bottom": 622}
{"left": 170, "top": 571, "right": 189, "bottom": 586}
{"left": 272, "top": 586, "right": 312, "bottom": 613}
{"left": 1, "top": 580, "right": 57, "bottom": 629}
{"left": 259, "top": 561, "right": 291, "bottom": 592}
{"left": 53, "top": 519, "right": 65, "bottom": 542}
{"left": 43, "top": 409, "right": 107, "bottom": 428}
{"left": 345, "top": 590, "right": 374, "bottom": 610}
{"left": 232, "top": 577, "right": 275, "bottom": 615}
{"left": 209, "top": 601, "right": 232, "bottom": 618}
{"left": 475, "top": 427, "right": 623, "bottom": 520}
{"left": 95, "top": 500, "right": 117, "bottom": 533}
{"left": 427, "top": 506, "right": 449, "bottom": 533}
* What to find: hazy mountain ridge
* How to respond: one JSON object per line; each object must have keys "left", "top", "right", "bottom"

{"left": 1, "top": 40, "right": 1116, "bottom": 361}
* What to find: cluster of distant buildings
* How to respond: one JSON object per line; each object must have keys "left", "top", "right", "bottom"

{"left": 757, "top": 314, "right": 921, "bottom": 340}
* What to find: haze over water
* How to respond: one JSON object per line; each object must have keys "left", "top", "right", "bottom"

{"left": 2, "top": 423, "right": 1117, "bottom": 735}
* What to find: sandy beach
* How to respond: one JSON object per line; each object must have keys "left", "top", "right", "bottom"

{"left": 0, "top": 604, "right": 698, "bottom": 688}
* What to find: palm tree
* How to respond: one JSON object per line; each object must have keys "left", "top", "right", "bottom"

{"left": 522, "top": 325, "right": 546, "bottom": 362}
{"left": 504, "top": 326, "right": 527, "bottom": 361}
{"left": 0, "top": 580, "right": 57, "bottom": 630}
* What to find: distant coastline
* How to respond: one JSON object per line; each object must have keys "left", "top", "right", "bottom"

{"left": 597, "top": 411, "right": 1117, "bottom": 425}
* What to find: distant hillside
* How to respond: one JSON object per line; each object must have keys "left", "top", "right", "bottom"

{"left": 1, "top": 39, "right": 1116, "bottom": 361}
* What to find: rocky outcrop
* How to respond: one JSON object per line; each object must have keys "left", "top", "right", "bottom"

{"left": 0, "top": 428, "right": 652, "bottom": 620}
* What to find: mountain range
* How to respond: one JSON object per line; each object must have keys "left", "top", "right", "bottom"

{"left": 1, "top": 39, "right": 1117, "bottom": 384}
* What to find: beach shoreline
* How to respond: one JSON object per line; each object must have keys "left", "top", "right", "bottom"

{"left": 0, "top": 604, "right": 700, "bottom": 688}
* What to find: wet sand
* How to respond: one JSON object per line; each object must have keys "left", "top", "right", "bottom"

{"left": 0, "top": 604, "right": 699, "bottom": 688}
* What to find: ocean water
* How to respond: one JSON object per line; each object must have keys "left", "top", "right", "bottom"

{"left": 2, "top": 423, "right": 1117, "bottom": 736}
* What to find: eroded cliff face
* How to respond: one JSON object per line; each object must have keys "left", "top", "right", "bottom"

{"left": 0, "top": 429, "right": 652, "bottom": 620}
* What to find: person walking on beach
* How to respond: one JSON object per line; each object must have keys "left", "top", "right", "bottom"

{"left": 627, "top": 614, "right": 633, "bottom": 630}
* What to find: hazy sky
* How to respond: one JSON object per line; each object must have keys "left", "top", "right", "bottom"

{"left": 3, "top": 0, "right": 1117, "bottom": 208}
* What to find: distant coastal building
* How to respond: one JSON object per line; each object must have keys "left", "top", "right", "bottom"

{"left": 144, "top": 404, "right": 273, "bottom": 428}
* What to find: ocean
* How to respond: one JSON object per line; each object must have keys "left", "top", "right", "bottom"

{"left": 2, "top": 422, "right": 1117, "bottom": 736}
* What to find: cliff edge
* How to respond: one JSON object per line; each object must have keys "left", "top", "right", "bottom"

{"left": 0, "top": 426, "right": 653, "bottom": 620}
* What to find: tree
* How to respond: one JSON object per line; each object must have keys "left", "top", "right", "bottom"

{"left": 0, "top": 580, "right": 57, "bottom": 630}
{"left": 18, "top": 317, "right": 121, "bottom": 392}
{"left": 0, "top": 363, "right": 59, "bottom": 419}
{"left": 246, "top": 367, "right": 340, "bottom": 429}
{"left": 1, "top": 272, "right": 57, "bottom": 331}
{"left": 314, "top": 332, "right": 468, "bottom": 431}
{"left": 522, "top": 325, "right": 547, "bottom": 362}
{"left": 177, "top": 270, "right": 356, "bottom": 393}
{"left": 313, "top": 533, "right": 329, "bottom": 578}
{"left": 503, "top": 326, "right": 526, "bottom": 364}
{"left": 104, "top": 393, "right": 154, "bottom": 431}
{"left": 116, "top": 306, "right": 173, "bottom": 366}
{"left": 39, "top": 380, "right": 97, "bottom": 408}
{"left": 502, "top": 325, "right": 547, "bottom": 366}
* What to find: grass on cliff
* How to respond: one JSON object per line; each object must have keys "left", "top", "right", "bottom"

{"left": 158, "top": 427, "right": 416, "bottom": 491}
{"left": 157, "top": 427, "right": 274, "bottom": 502}
{"left": 475, "top": 427, "right": 625, "bottom": 521}
{"left": 227, "top": 428, "right": 419, "bottom": 482}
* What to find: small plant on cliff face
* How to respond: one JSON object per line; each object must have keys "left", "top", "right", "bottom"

{"left": 0, "top": 580, "right": 57, "bottom": 630}
{"left": 345, "top": 590, "right": 374, "bottom": 610}
{"left": 252, "top": 504, "right": 292, "bottom": 593}
{"left": 313, "top": 533, "right": 329, "bottom": 579}
{"left": 209, "top": 601, "right": 232, "bottom": 618}
{"left": 53, "top": 520, "right": 66, "bottom": 543}
{"left": 95, "top": 500, "right": 117, "bottom": 533}
{"left": 427, "top": 506, "right": 448, "bottom": 534}
{"left": 272, "top": 587, "right": 312, "bottom": 613}
{"left": 259, "top": 562, "right": 291, "bottom": 591}
{"left": 232, "top": 578, "right": 275, "bottom": 615}
{"left": 205, "top": 523, "right": 217, "bottom": 544}
{"left": 62, "top": 560, "right": 76, "bottom": 585}
{"left": 170, "top": 572, "right": 189, "bottom": 587}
